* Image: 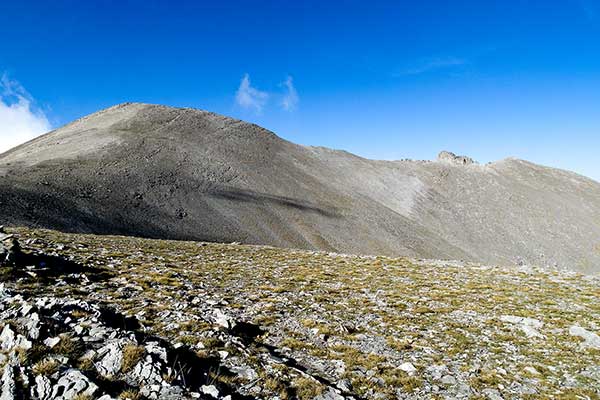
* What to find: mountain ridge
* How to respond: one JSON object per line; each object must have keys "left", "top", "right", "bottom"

{"left": 2, "top": 102, "right": 599, "bottom": 272}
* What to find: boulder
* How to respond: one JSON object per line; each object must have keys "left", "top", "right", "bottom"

{"left": 0, "top": 236, "right": 21, "bottom": 268}
{"left": 51, "top": 369, "right": 98, "bottom": 399}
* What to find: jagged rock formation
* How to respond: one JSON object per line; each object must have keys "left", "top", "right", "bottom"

{"left": 1, "top": 103, "right": 600, "bottom": 272}
{"left": 436, "top": 151, "right": 475, "bottom": 165}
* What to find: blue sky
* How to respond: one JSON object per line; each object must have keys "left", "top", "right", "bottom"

{"left": 1, "top": 1, "right": 600, "bottom": 180}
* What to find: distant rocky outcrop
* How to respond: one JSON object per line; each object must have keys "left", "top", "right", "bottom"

{"left": 436, "top": 151, "right": 476, "bottom": 165}
{"left": 1, "top": 103, "right": 600, "bottom": 272}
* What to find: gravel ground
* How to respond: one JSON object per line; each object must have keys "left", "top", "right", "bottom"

{"left": 2, "top": 227, "right": 599, "bottom": 399}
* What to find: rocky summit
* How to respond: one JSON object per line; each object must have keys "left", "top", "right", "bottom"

{"left": 1, "top": 103, "right": 600, "bottom": 272}
{"left": 1, "top": 228, "right": 599, "bottom": 399}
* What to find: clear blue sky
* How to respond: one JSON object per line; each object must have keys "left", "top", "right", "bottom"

{"left": 1, "top": 1, "right": 599, "bottom": 181}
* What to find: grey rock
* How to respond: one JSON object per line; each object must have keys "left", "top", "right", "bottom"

{"left": 43, "top": 337, "right": 61, "bottom": 348}
{"left": 441, "top": 375, "right": 457, "bottom": 386}
{"left": 398, "top": 362, "right": 417, "bottom": 375}
{"left": 20, "top": 303, "right": 33, "bottom": 316}
{"left": 96, "top": 340, "right": 126, "bottom": 377}
{"left": 455, "top": 383, "right": 472, "bottom": 398}
{"left": 200, "top": 385, "right": 219, "bottom": 398}
{"left": 0, "top": 324, "right": 32, "bottom": 351}
{"left": 500, "top": 315, "right": 544, "bottom": 338}
{"left": 127, "top": 355, "right": 163, "bottom": 386}
{"left": 51, "top": 369, "right": 98, "bottom": 399}
{"left": 437, "top": 150, "right": 475, "bottom": 165}
{"left": 213, "top": 309, "right": 236, "bottom": 329}
{"left": 230, "top": 365, "right": 258, "bottom": 381}
{"left": 20, "top": 312, "right": 41, "bottom": 339}
{"left": 425, "top": 364, "right": 449, "bottom": 381}
{"left": 32, "top": 375, "right": 52, "bottom": 400}
{"left": 88, "top": 324, "right": 110, "bottom": 340}
{"left": 336, "top": 378, "right": 352, "bottom": 392}
{"left": 569, "top": 325, "right": 600, "bottom": 349}
{"left": 482, "top": 389, "right": 504, "bottom": 400}
{"left": 0, "top": 365, "right": 15, "bottom": 400}
{"left": 314, "top": 388, "right": 345, "bottom": 400}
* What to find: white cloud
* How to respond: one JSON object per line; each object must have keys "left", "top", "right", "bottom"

{"left": 235, "top": 73, "right": 269, "bottom": 113}
{"left": 281, "top": 76, "right": 299, "bottom": 111}
{"left": 395, "top": 57, "right": 467, "bottom": 76}
{"left": 0, "top": 74, "right": 51, "bottom": 153}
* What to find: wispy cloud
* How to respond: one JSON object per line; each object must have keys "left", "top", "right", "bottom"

{"left": 235, "top": 73, "right": 269, "bottom": 113}
{"left": 0, "top": 73, "right": 51, "bottom": 153}
{"left": 280, "top": 76, "right": 299, "bottom": 111}
{"left": 395, "top": 57, "right": 467, "bottom": 76}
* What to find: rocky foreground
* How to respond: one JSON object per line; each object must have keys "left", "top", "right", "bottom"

{"left": 0, "top": 228, "right": 599, "bottom": 400}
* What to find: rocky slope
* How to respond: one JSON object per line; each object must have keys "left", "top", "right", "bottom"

{"left": 1, "top": 103, "right": 600, "bottom": 272}
{"left": 1, "top": 228, "right": 599, "bottom": 399}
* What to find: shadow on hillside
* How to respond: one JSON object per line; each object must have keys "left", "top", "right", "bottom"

{"left": 0, "top": 175, "right": 341, "bottom": 245}
{"left": 210, "top": 187, "right": 341, "bottom": 218}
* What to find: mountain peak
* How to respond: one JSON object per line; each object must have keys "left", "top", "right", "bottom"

{"left": 1, "top": 104, "right": 600, "bottom": 273}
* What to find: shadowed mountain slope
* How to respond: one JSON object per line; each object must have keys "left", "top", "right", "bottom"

{"left": 1, "top": 103, "right": 599, "bottom": 272}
